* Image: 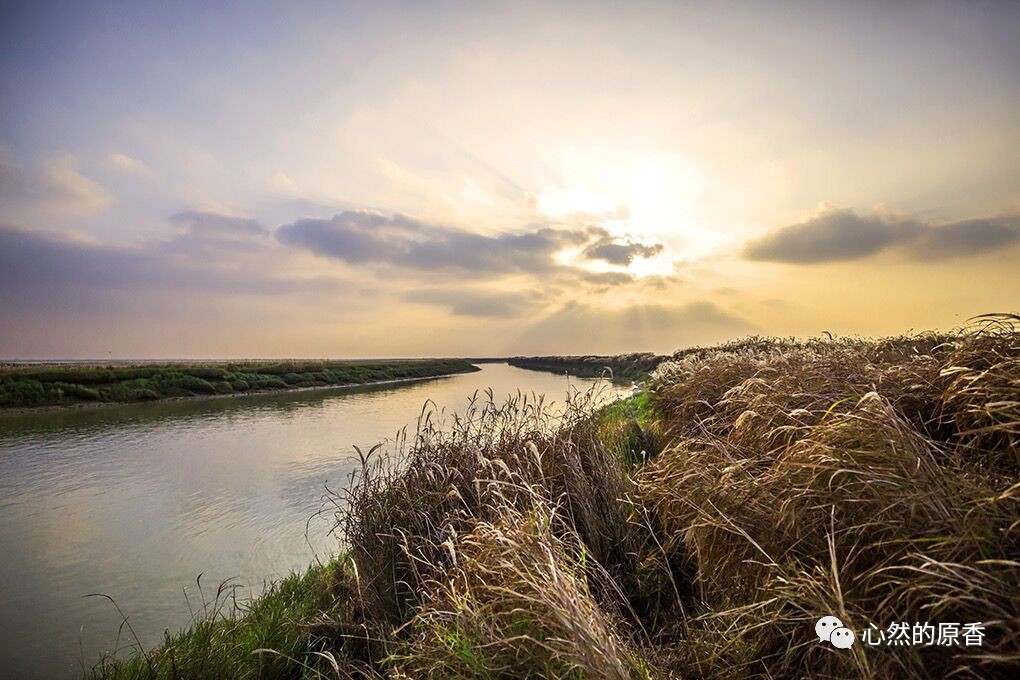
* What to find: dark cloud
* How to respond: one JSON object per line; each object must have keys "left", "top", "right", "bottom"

{"left": 0, "top": 222, "right": 349, "bottom": 314}
{"left": 582, "top": 238, "right": 664, "bottom": 265}
{"left": 403, "top": 288, "right": 545, "bottom": 318}
{"left": 744, "top": 207, "right": 1019, "bottom": 264}
{"left": 165, "top": 210, "right": 271, "bottom": 257}
{"left": 0, "top": 225, "right": 144, "bottom": 295}
{"left": 915, "top": 217, "right": 1020, "bottom": 258}
{"left": 743, "top": 208, "right": 918, "bottom": 263}
{"left": 275, "top": 210, "right": 593, "bottom": 274}
{"left": 1, "top": 208, "right": 671, "bottom": 334}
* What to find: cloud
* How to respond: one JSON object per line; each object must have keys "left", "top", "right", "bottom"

{"left": 744, "top": 206, "right": 1019, "bottom": 264}
{"left": 0, "top": 220, "right": 348, "bottom": 313}
{"left": 276, "top": 210, "right": 598, "bottom": 275}
{"left": 915, "top": 217, "right": 1020, "bottom": 258}
{"left": 0, "top": 225, "right": 137, "bottom": 297}
{"left": 170, "top": 210, "right": 267, "bottom": 236}
{"left": 511, "top": 300, "right": 753, "bottom": 354}
{"left": 417, "top": 268, "right": 660, "bottom": 316}
{"left": 743, "top": 207, "right": 918, "bottom": 263}
{"left": 107, "top": 153, "right": 153, "bottom": 177}
{"left": 403, "top": 288, "right": 545, "bottom": 317}
{"left": 1, "top": 154, "right": 113, "bottom": 214}
{"left": 582, "top": 238, "right": 664, "bottom": 265}
{"left": 161, "top": 210, "right": 272, "bottom": 258}
{"left": 40, "top": 155, "right": 114, "bottom": 213}
{"left": 575, "top": 270, "right": 635, "bottom": 286}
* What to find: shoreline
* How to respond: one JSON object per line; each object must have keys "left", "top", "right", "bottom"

{"left": 0, "top": 371, "right": 474, "bottom": 417}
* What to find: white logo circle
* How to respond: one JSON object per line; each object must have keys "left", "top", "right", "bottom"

{"left": 830, "top": 626, "right": 855, "bottom": 649}
{"left": 815, "top": 615, "right": 843, "bottom": 642}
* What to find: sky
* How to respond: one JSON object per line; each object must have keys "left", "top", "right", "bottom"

{"left": 1, "top": 0, "right": 1018, "bottom": 358}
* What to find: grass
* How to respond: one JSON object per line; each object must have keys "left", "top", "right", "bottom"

{"left": 88, "top": 314, "right": 1019, "bottom": 679}
{"left": 0, "top": 359, "right": 480, "bottom": 409}
{"left": 88, "top": 563, "right": 358, "bottom": 679}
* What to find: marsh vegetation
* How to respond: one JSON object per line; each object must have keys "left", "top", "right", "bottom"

{"left": 90, "top": 316, "right": 1019, "bottom": 679}
{"left": 0, "top": 359, "right": 479, "bottom": 409}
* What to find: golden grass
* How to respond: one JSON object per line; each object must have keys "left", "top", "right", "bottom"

{"left": 92, "top": 314, "right": 1020, "bottom": 679}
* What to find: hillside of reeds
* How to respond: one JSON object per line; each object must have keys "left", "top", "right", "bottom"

{"left": 91, "top": 315, "right": 1019, "bottom": 679}
{"left": 0, "top": 359, "right": 479, "bottom": 409}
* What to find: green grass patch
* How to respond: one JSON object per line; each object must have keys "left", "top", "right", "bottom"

{"left": 88, "top": 561, "right": 355, "bottom": 680}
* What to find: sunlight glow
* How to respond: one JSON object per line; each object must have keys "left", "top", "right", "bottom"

{"left": 536, "top": 185, "right": 619, "bottom": 219}
{"left": 534, "top": 147, "right": 723, "bottom": 259}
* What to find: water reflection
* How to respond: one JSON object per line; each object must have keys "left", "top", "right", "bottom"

{"left": 0, "top": 364, "right": 620, "bottom": 679}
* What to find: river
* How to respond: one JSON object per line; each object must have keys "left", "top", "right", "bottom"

{"left": 0, "top": 363, "right": 623, "bottom": 679}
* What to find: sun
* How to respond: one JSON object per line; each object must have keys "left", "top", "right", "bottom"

{"left": 535, "top": 147, "right": 718, "bottom": 273}
{"left": 534, "top": 146, "right": 715, "bottom": 241}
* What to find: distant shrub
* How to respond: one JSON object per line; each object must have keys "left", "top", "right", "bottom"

{"left": 50, "top": 381, "right": 101, "bottom": 401}
{"left": 0, "top": 378, "right": 50, "bottom": 406}
{"left": 182, "top": 367, "right": 230, "bottom": 381}
{"left": 28, "top": 369, "right": 118, "bottom": 385}
{"left": 98, "top": 384, "right": 160, "bottom": 402}
{"left": 149, "top": 372, "right": 218, "bottom": 395}
{"left": 251, "top": 376, "right": 288, "bottom": 390}
{"left": 281, "top": 372, "right": 312, "bottom": 385}
{"left": 106, "top": 367, "right": 161, "bottom": 381}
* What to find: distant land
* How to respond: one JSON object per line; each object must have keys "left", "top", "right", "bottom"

{"left": 0, "top": 354, "right": 678, "bottom": 411}
{"left": 508, "top": 353, "right": 667, "bottom": 382}
{"left": 0, "top": 359, "right": 479, "bottom": 410}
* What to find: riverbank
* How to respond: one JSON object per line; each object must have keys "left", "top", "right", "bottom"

{"left": 0, "top": 359, "right": 480, "bottom": 411}
{"left": 0, "top": 373, "right": 468, "bottom": 417}
{"left": 89, "top": 316, "right": 1020, "bottom": 679}
{"left": 508, "top": 352, "right": 666, "bottom": 382}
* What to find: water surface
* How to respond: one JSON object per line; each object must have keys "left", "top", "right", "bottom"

{"left": 0, "top": 363, "right": 619, "bottom": 679}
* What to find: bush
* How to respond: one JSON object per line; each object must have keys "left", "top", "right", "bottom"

{"left": 182, "top": 367, "right": 231, "bottom": 381}
{"left": 98, "top": 384, "right": 160, "bottom": 402}
{"left": 0, "top": 378, "right": 49, "bottom": 406}
{"left": 149, "top": 372, "right": 218, "bottom": 395}
{"left": 251, "top": 376, "right": 288, "bottom": 390}
{"left": 635, "top": 316, "right": 1020, "bottom": 678}
{"left": 51, "top": 381, "right": 101, "bottom": 401}
{"left": 398, "top": 503, "right": 641, "bottom": 679}
{"left": 339, "top": 387, "right": 633, "bottom": 626}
